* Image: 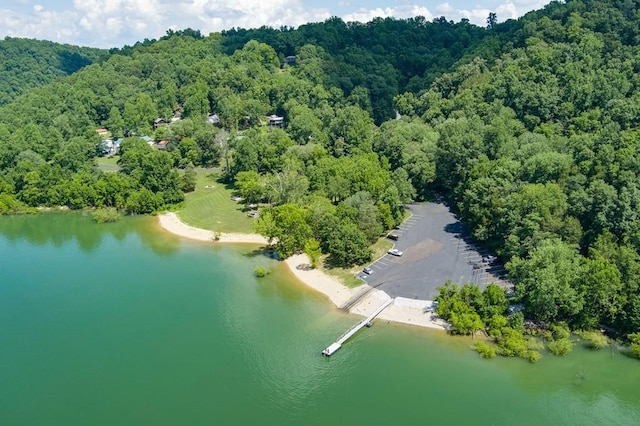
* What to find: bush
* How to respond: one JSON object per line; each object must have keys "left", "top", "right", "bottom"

{"left": 180, "top": 166, "right": 197, "bottom": 192}
{"left": 304, "top": 238, "right": 322, "bottom": 269}
{"left": 92, "top": 207, "right": 121, "bottom": 223}
{"left": 577, "top": 330, "right": 608, "bottom": 350}
{"left": 549, "top": 323, "right": 570, "bottom": 340}
{"left": 0, "top": 193, "right": 35, "bottom": 214}
{"left": 629, "top": 333, "right": 640, "bottom": 358}
{"left": 474, "top": 341, "right": 497, "bottom": 358}
{"left": 254, "top": 266, "right": 272, "bottom": 277}
{"left": 497, "top": 327, "right": 529, "bottom": 357}
{"left": 508, "top": 311, "right": 525, "bottom": 333}
{"left": 487, "top": 314, "right": 508, "bottom": 337}
{"left": 527, "top": 350, "right": 541, "bottom": 363}
{"left": 548, "top": 338, "right": 573, "bottom": 356}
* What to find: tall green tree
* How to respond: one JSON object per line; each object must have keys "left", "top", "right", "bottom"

{"left": 255, "top": 203, "right": 312, "bottom": 258}
{"left": 508, "top": 239, "right": 584, "bottom": 324}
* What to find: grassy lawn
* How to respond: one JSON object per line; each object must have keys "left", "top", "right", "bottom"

{"left": 321, "top": 237, "right": 394, "bottom": 288}
{"left": 96, "top": 155, "right": 120, "bottom": 167}
{"left": 175, "top": 171, "right": 256, "bottom": 234}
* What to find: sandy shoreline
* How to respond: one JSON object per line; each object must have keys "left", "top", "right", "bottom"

{"left": 284, "top": 254, "right": 447, "bottom": 330}
{"left": 158, "top": 212, "right": 269, "bottom": 244}
{"left": 158, "top": 212, "right": 447, "bottom": 331}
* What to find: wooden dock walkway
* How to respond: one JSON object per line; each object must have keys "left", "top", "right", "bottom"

{"left": 322, "top": 298, "right": 394, "bottom": 356}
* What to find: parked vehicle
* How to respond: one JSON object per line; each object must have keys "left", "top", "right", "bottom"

{"left": 483, "top": 255, "right": 498, "bottom": 265}
{"left": 388, "top": 248, "right": 403, "bottom": 257}
{"left": 387, "top": 233, "right": 399, "bottom": 241}
{"left": 424, "top": 301, "right": 439, "bottom": 313}
{"left": 363, "top": 267, "right": 374, "bottom": 275}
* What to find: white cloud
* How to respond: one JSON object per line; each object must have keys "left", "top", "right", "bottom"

{"left": 435, "top": 2, "right": 454, "bottom": 14}
{"left": 0, "top": 6, "right": 78, "bottom": 43}
{"left": 434, "top": 1, "right": 551, "bottom": 25}
{"left": 341, "top": 2, "right": 552, "bottom": 27}
{"left": 0, "top": 1, "right": 553, "bottom": 48}
{"left": 344, "top": 6, "right": 433, "bottom": 23}
{"left": 0, "top": 0, "right": 330, "bottom": 47}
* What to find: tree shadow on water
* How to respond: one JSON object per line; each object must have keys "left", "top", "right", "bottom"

{"left": 242, "top": 246, "right": 280, "bottom": 260}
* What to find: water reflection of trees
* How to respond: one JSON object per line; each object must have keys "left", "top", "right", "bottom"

{"left": 0, "top": 212, "right": 181, "bottom": 256}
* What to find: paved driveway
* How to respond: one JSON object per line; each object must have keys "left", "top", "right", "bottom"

{"left": 360, "top": 203, "right": 509, "bottom": 300}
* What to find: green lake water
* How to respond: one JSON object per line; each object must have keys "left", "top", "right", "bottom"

{"left": 1, "top": 213, "right": 639, "bottom": 425}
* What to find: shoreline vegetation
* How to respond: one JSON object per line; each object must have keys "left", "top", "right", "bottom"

{"left": 158, "top": 211, "right": 447, "bottom": 331}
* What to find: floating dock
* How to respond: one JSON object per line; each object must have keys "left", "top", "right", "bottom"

{"left": 322, "top": 298, "right": 394, "bottom": 356}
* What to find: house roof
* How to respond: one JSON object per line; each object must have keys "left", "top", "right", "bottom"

{"left": 267, "top": 114, "right": 284, "bottom": 125}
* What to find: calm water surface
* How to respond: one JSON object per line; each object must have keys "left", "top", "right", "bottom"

{"left": 1, "top": 213, "right": 639, "bottom": 425}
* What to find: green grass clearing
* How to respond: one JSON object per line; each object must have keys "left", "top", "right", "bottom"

{"left": 96, "top": 155, "right": 120, "bottom": 167}
{"left": 175, "top": 172, "right": 256, "bottom": 234}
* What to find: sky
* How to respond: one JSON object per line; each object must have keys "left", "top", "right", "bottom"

{"left": 1, "top": 0, "right": 552, "bottom": 48}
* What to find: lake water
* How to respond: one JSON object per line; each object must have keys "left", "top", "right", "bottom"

{"left": 1, "top": 213, "right": 639, "bottom": 425}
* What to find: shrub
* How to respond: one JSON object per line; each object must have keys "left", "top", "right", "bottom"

{"left": 629, "top": 333, "right": 640, "bottom": 358}
{"left": 527, "top": 350, "right": 541, "bottom": 363}
{"left": 508, "top": 311, "right": 525, "bottom": 333}
{"left": 549, "top": 323, "right": 570, "bottom": 340}
{"left": 497, "top": 327, "right": 529, "bottom": 357}
{"left": 0, "top": 193, "right": 35, "bottom": 214}
{"left": 487, "top": 314, "right": 508, "bottom": 337}
{"left": 474, "top": 341, "right": 497, "bottom": 358}
{"left": 304, "top": 238, "right": 322, "bottom": 269}
{"left": 577, "top": 330, "right": 608, "bottom": 350}
{"left": 180, "top": 166, "right": 197, "bottom": 192}
{"left": 548, "top": 338, "right": 573, "bottom": 356}
{"left": 254, "top": 266, "right": 272, "bottom": 277}
{"left": 92, "top": 207, "right": 121, "bottom": 223}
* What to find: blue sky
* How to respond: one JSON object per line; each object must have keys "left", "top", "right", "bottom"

{"left": 1, "top": 0, "right": 551, "bottom": 48}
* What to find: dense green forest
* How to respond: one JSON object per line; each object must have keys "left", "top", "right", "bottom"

{"left": 0, "top": 37, "right": 106, "bottom": 106}
{"left": 221, "top": 17, "right": 491, "bottom": 123}
{"left": 2, "top": 0, "right": 640, "bottom": 354}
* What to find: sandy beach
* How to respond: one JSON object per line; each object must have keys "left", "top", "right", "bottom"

{"left": 158, "top": 212, "right": 446, "bottom": 331}
{"left": 158, "top": 212, "right": 269, "bottom": 244}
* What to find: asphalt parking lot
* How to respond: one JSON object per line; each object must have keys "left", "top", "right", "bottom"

{"left": 360, "top": 203, "right": 509, "bottom": 300}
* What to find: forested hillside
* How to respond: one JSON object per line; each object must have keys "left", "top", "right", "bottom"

{"left": 1, "top": 0, "right": 640, "bottom": 351}
{"left": 0, "top": 37, "right": 106, "bottom": 106}
{"left": 394, "top": 0, "right": 640, "bottom": 349}
{"left": 222, "top": 17, "right": 491, "bottom": 123}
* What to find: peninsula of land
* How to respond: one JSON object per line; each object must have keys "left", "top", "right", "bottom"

{"left": 158, "top": 212, "right": 446, "bottom": 331}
